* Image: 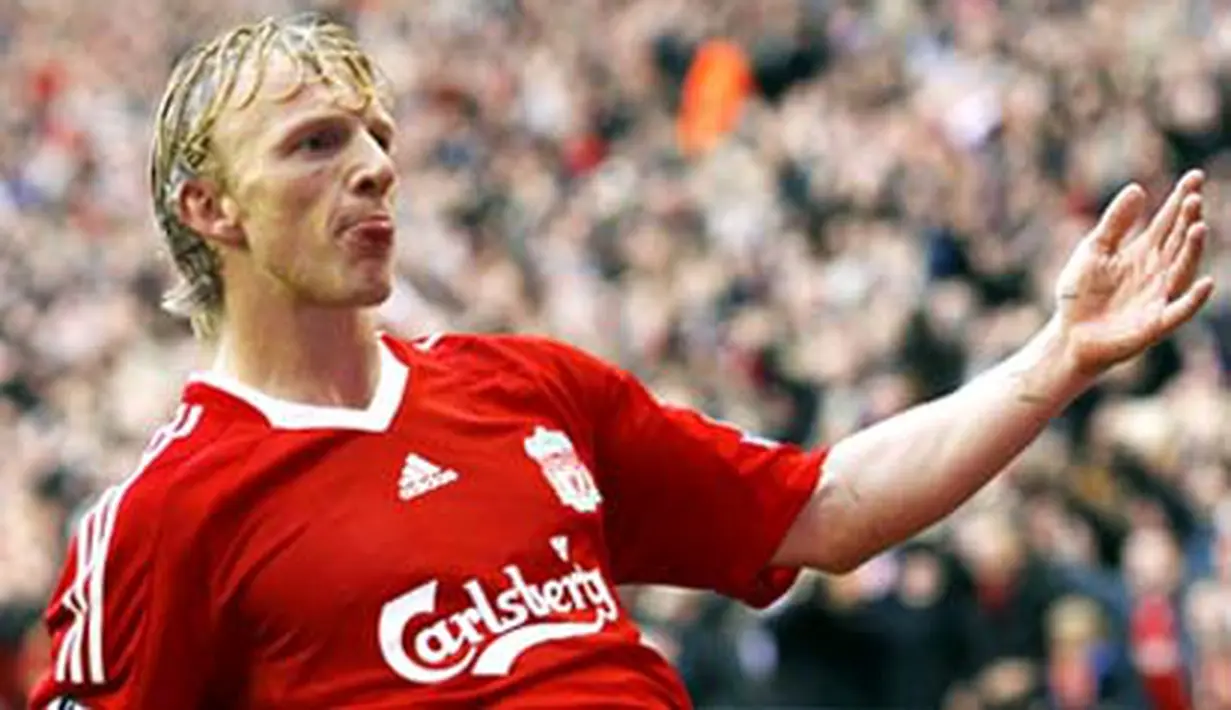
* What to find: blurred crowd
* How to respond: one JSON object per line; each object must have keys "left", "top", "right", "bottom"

{"left": 2, "top": 0, "right": 1231, "bottom": 707}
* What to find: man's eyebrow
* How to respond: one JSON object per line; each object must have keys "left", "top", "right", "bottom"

{"left": 276, "top": 109, "right": 347, "bottom": 132}
{"left": 274, "top": 106, "right": 396, "bottom": 137}
{"left": 265, "top": 109, "right": 351, "bottom": 145}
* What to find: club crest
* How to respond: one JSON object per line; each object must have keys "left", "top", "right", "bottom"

{"left": 524, "top": 426, "right": 603, "bottom": 513}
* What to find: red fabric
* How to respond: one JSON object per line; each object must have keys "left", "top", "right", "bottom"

{"left": 975, "top": 577, "right": 1013, "bottom": 614}
{"left": 30, "top": 333, "right": 822, "bottom": 708}
{"left": 1130, "top": 595, "right": 1191, "bottom": 710}
{"left": 28, "top": 61, "right": 65, "bottom": 106}
{"left": 563, "top": 134, "right": 608, "bottom": 176}
{"left": 0, "top": 648, "right": 21, "bottom": 709}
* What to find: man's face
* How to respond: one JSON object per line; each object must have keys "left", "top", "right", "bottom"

{"left": 1123, "top": 526, "right": 1181, "bottom": 597}
{"left": 208, "top": 51, "right": 398, "bottom": 310}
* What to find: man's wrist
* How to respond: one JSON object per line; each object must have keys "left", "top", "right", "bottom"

{"left": 1011, "top": 317, "right": 1094, "bottom": 408}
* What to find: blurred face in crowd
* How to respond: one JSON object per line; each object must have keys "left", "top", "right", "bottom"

{"left": 181, "top": 49, "right": 399, "bottom": 312}
{"left": 897, "top": 549, "right": 944, "bottom": 608}
{"left": 955, "top": 511, "right": 1024, "bottom": 586}
{"left": 1123, "top": 526, "right": 1183, "bottom": 597}
{"left": 1185, "top": 581, "right": 1231, "bottom": 648}
{"left": 1046, "top": 595, "right": 1105, "bottom": 709}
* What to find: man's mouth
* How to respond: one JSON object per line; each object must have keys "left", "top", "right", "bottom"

{"left": 341, "top": 216, "right": 395, "bottom": 254}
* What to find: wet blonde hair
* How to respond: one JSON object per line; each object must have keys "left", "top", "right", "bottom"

{"left": 150, "top": 13, "right": 387, "bottom": 339}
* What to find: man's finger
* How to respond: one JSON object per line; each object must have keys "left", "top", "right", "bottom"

{"left": 1145, "top": 169, "right": 1204, "bottom": 249}
{"left": 1159, "top": 276, "right": 1215, "bottom": 335}
{"left": 1162, "top": 194, "right": 1202, "bottom": 262}
{"left": 1166, "top": 222, "right": 1208, "bottom": 300}
{"left": 1093, "top": 183, "right": 1146, "bottom": 253}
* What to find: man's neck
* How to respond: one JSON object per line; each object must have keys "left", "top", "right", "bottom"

{"left": 211, "top": 301, "right": 383, "bottom": 410}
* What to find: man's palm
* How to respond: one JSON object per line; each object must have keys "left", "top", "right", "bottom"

{"left": 1055, "top": 171, "right": 1214, "bottom": 376}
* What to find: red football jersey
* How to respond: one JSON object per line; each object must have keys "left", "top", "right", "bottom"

{"left": 30, "top": 333, "right": 824, "bottom": 708}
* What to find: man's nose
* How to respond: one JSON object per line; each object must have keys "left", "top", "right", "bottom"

{"left": 349, "top": 137, "right": 396, "bottom": 198}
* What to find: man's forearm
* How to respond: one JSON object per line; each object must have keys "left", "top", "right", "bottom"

{"left": 777, "top": 319, "right": 1093, "bottom": 572}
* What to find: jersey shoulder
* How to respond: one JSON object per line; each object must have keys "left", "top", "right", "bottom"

{"left": 388, "top": 331, "right": 619, "bottom": 389}
{"left": 89, "top": 397, "right": 260, "bottom": 558}
{"left": 36, "top": 399, "right": 252, "bottom": 699}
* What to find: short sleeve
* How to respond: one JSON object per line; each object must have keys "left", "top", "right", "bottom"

{"left": 28, "top": 476, "right": 219, "bottom": 708}
{"left": 582, "top": 356, "right": 825, "bottom": 607}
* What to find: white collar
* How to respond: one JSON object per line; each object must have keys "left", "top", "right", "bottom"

{"left": 188, "top": 338, "right": 408, "bottom": 432}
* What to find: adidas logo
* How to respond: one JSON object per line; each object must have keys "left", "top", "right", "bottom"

{"left": 398, "top": 454, "right": 460, "bottom": 501}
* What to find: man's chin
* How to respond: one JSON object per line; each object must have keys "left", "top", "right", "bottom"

{"left": 352, "top": 283, "right": 393, "bottom": 309}
{"left": 311, "top": 281, "right": 393, "bottom": 311}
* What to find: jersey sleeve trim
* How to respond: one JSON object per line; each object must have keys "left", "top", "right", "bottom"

{"left": 43, "top": 698, "right": 90, "bottom": 709}
{"left": 51, "top": 403, "right": 203, "bottom": 687}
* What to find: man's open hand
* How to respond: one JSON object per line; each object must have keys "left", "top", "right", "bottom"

{"left": 1053, "top": 170, "right": 1215, "bottom": 378}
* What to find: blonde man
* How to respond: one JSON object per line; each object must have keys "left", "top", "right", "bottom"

{"left": 32, "top": 13, "right": 1214, "bottom": 709}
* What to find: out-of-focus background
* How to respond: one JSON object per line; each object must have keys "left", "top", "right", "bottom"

{"left": 2, "top": 0, "right": 1230, "bottom": 707}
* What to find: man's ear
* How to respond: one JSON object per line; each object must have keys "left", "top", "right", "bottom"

{"left": 177, "top": 179, "right": 245, "bottom": 248}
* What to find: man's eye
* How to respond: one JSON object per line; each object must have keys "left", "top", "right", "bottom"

{"left": 296, "top": 127, "right": 345, "bottom": 154}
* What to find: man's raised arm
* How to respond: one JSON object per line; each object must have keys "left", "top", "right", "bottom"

{"left": 774, "top": 170, "right": 1215, "bottom": 573}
